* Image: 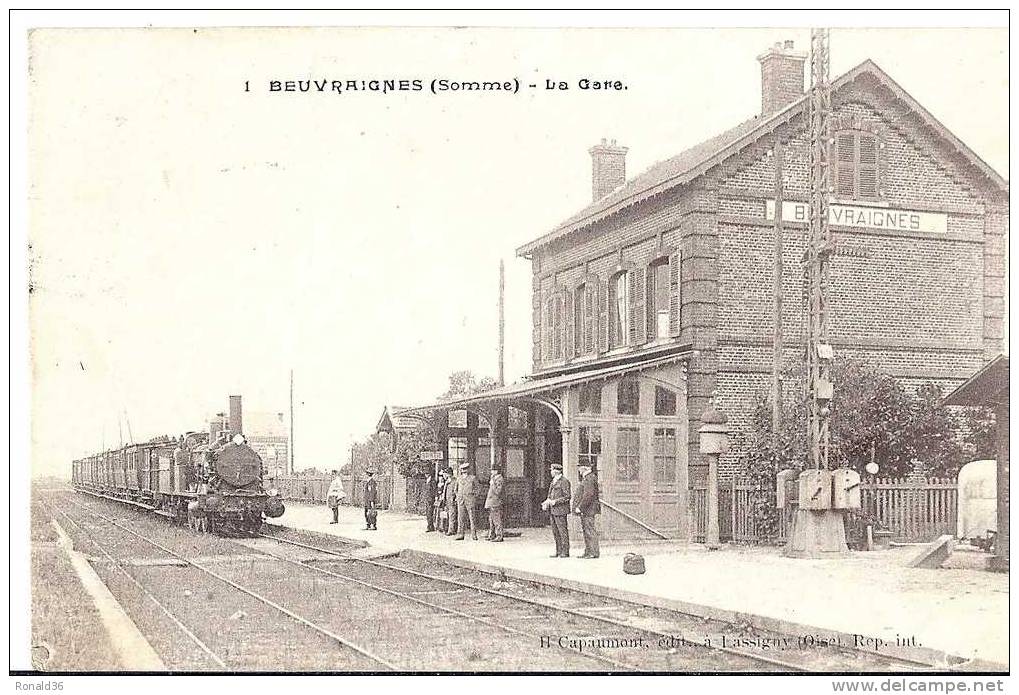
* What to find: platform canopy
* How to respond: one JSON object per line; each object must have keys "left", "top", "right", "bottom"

{"left": 399, "top": 343, "right": 692, "bottom": 420}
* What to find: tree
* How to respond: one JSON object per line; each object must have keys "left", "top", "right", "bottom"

{"left": 392, "top": 426, "right": 440, "bottom": 478}
{"left": 441, "top": 370, "right": 498, "bottom": 399}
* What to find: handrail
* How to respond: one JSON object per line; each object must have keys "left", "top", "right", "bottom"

{"left": 599, "top": 499, "right": 670, "bottom": 540}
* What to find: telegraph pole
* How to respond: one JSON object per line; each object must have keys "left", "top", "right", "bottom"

{"left": 498, "top": 259, "right": 506, "bottom": 387}
{"left": 289, "top": 369, "right": 295, "bottom": 474}
{"left": 805, "top": 26, "right": 834, "bottom": 471}
{"left": 772, "top": 137, "right": 785, "bottom": 437}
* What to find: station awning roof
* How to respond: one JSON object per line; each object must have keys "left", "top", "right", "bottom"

{"left": 943, "top": 354, "right": 1009, "bottom": 407}
{"left": 399, "top": 344, "right": 692, "bottom": 418}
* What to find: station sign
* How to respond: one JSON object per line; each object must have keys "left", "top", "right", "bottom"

{"left": 766, "top": 200, "right": 947, "bottom": 235}
{"left": 419, "top": 450, "right": 444, "bottom": 461}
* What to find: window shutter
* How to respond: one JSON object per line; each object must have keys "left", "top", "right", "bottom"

{"left": 835, "top": 132, "right": 856, "bottom": 198}
{"left": 562, "top": 288, "right": 574, "bottom": 359}
{"left": 668, "top": 250, "right": 682, "bottom": 336}
{"left": 646, "top": 263, "right": 656, "bottom": 338}
{"left": 598, "top": 278, "right": 610, "bottom": 352}
{"left": 551, "top": 296, "right": 561, "bottom": 360}
{"left": 858, "top": 134, "right": 878, "bottom": 199}
{"left": 585, "top": 283, "right": 596, "bottom": 354}
{"left": 628, "top": 266, "right": 646, "bottom": 345}
{"left": 541, "top": 298, "right": 550, "bottom": 363}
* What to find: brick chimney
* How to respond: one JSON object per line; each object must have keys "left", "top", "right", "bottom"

{"left": 589, "top": 138, "right": 628, "bottom": 201}
{"left": 757, "top": 40, "right": 806, "bottom": 116}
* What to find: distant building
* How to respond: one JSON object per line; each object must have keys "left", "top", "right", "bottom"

{"left": 245, "top": 411, "right": 290, "bottom": 478}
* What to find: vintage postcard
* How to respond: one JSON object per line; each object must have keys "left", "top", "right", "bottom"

{"left": 11, "top": 11, "right": 1010, "bottom": 687}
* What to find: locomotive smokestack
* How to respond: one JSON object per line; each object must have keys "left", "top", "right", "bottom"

{"left": 229, "top": 395, "right": 243, "bottom": 436}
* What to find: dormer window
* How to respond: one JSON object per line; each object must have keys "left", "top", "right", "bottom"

{"left": 835, "top": 130, "right": 880, "bottom": 201}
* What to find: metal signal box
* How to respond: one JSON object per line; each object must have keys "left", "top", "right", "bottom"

{"left": 798, "top": 469, "right": 832, "bottom": 510}
{"left": 832, "top": 468, "right": 862, "bottom": 509}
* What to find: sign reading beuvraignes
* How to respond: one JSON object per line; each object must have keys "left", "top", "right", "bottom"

{"left": 765, "top": 200, "right": 948, "bottom": 234}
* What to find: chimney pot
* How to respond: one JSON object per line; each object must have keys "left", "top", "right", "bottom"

{"left": 588, "top": 139, "right": 629, "bottom": 201}
{"left": 757, "top": 39, "right": 807, "bottom": 116}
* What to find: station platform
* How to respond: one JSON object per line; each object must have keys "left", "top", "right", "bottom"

{"left": 273, "top": 501, "right": 1008, "bottom": 667}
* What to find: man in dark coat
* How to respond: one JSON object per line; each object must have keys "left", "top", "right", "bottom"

{"left": 572, "top": 462, "right": 600, "bottom": 558}
{"left": 541, "top": 462, "right": 571, "bottom": 558}
{"left": 484, "top": 466, "right": 505, "bottom": 542}
{"left": 363, "top": 469, "right": 379, "bottom": 530}
{"left": 423, "top": 469, "right": 438, "bottom": 532}
{"left": 434, "top": 469, "right": 448, "bottom": 532}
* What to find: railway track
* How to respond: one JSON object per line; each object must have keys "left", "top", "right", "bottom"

{"left": 48, "top": 490, "right": 941, "bottom": 672}
{"left": 252, "top": 529, "right": 939, "bottom": 673}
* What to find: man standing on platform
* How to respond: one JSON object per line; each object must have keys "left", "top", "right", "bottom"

{"left": 541, "top": 462, "right": 571, "bottom": 558}
{"left": 327, "top": 470, "right": 346, "bottom": 525}
{"left": 573, "top": 462, "right": 600, "bottom": 558}
{"left": 454, "top": 461, "right": 478, "bottom": 540}
{"left": 363, "top": 469, "right": 379, "bottom": 531}
{"left": 485, "top": 466, "right": 505, "bottom": 542}
{"left": 423, "top": 468, "right": 438, "bottom": 532}
{"left": 444, "top": 468, "right": 458, "bottom": 535}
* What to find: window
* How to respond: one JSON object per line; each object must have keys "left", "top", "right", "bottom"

{"left": 578, "top": 426, "right": 602, "bottom": 469}
{"left": 654, "top": 386, "right": 677, "bottom": 416}
{"left": 835, "top": 130, "right": 879, "bottom": 201}
{"left": 616, "top": 427, "right": 640, "bottom": 482}
{"left": 617, "top": 377, "right": 640, "bottom": 415}
{"left": 609, "top": 271, "right": 629, "bottom": 348}
{"left": 447, "top": 437, "right": 467, "bottom": 468}
{"left": 653, "top": 427, "right": 677, "bottom": 484}
{"left": 507, "top": 406, "right": 528, "bottom": 430}
{"left": 647, "top": 259, "right": 671, "bottom": 339}
{"left": 579, "top": 383, "right": 602, "bottom": 414}
{"left": 574, "top": 283, "right": 596, "bottom": 356}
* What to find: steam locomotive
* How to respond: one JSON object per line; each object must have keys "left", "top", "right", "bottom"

{"left": 71, "top": 396, "right": 285, "bottom": 535}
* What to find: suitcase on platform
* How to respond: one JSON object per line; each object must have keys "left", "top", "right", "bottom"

{"left": 366, "top": 508, "right": 378, "bottom": 527}
{"left": 623, "top": 553, "right": 646, "bottom": 575}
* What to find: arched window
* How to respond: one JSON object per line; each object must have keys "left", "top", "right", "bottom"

{"left": 608, "top": 271, "right": 629, "bottom": 348}
{"left": 617, "top": 377, "right": 640, "bottom": 415}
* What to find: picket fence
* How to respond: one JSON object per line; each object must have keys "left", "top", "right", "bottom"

{"left": 691, "top": 476, "right": 958, "bottom": 545}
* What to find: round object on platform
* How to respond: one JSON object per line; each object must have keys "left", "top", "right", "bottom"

{"left": 623, "top": 553, "right": 646, "bottom": 575}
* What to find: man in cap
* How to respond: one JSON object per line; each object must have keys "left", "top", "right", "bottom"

{"left": 572, "top": 462, "right": 601, "bottom": 558}
{"left": 423, "top": 468, "right": 438, "bottom": 532}
{"left": 434, "top": 468, "right": 449, "bottom": 533}
{"left": 541, "top": 462, "right": 571, "bottom": 557}
{"left": 454, "top": 461, "right": 478, "bottom": 540}
{"left": 363, "top": 469, "right": 379, "bottom": 531}
{"left": 484, "top": 465, "right": 505, "bottom": 542}
{"left": 327, "top": 470, "right": 346, "bottom": 524}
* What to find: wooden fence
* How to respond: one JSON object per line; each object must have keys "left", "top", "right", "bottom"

{"left": 268, "top": 474, "right": 393, "bottom": 509}
{"left": 692, "top": 476, "right": 957, "bottom": 545}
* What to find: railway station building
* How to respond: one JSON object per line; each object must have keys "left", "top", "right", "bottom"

{"left": 396, "top": 41, "right": 1008, "bottom": 541}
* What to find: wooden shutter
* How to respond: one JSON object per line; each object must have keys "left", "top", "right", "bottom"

{"left": 835, "top": 131, "right": 856, "bottom": 198}
{"left": 598, "top": 278, "right": 610, "bottom": 352}
{"left": 668, "top": 250, "right": 682, "bottom": 336}
{"left": 541, "top": 298, "right": 550, "bottom": 363}
{"left": 551, "top": 296, "right": 561, "bottom": 360}
{"left": 858, "top": 134, "right": 878, "bottom": 199}
{"left": 646, "top": 263, "right": 656, "bottom": 338}
{"left": 585, "top": 283, "right": 596, "bottom": 354}
{"left": 628, "top": 266, "right": 645, "bottom": 345}
{"left": 562, "top": 288, "right": 574, "bottom": 359}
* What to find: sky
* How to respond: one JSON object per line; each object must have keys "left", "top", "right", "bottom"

{"left": 26, "top": 26, "right": 1008, "bottom": 477}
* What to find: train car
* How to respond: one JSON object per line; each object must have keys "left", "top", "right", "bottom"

{"left": 72, "top": 396, "right": 285, "bottom": 535}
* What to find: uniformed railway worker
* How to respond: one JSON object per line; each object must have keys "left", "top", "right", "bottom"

{"left": 572, "top": 462, "right": 601, "bottom": 558}
{"left": 327, "top": 470, "right": 346, "bottom": 524}
{"left": 542, "top": 462, "right": 571, "bottom": 558}
{"left": 484, "top": 466, "right": 505, "bottom": 542}
{"left": 454, "top": 461, "right": 478, "bottom": 540}
{"left": 363, "top": 469, "right": 379, "bottom": 531}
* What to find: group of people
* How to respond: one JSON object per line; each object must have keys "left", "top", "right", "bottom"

{"left": 422, "top": 461, "right": 506, "bottom": 542}
{"left": 422, "top": 460, "right": 602, "bottom": 559}
{"left": 324, "top": 460, "right": 602, "bottom": 559}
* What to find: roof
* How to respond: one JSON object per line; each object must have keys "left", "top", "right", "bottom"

{"left": 517, "top": 60, "right": 1009, "bottom": 257}
{"left": 943, "top": 355, "right": 1009, "bottom": 407}
{"left": 400, "top": 345, "right": 691, "bottom": 417}
{"left": 376, "top": 405, "right": 423, "bottom": 434}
